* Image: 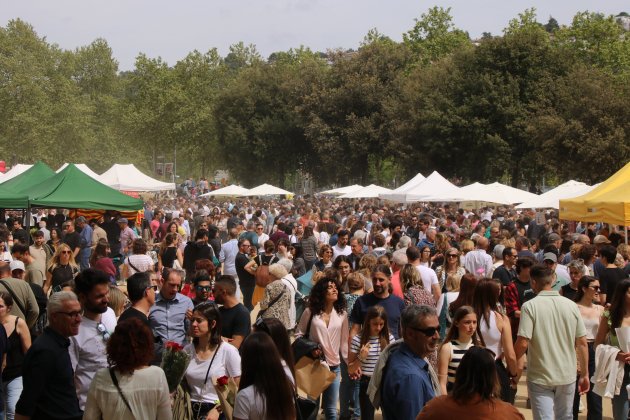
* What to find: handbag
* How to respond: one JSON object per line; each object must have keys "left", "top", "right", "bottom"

{"left": 295, "top": 391, "right": 318, "bottom": 420}
{"left": 257, "top": 285, "right": 286, "bottom": 319}
{"left": 291, "top": 311, "right": 321, "bottom": 363}
{"left": 109, "top": 368, "right": 134, "bottom": 416}
{"left": 172, "top": 382, "right": 193, "bottom": 420}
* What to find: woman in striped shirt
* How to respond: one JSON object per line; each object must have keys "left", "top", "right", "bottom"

{"left": 348, "top": 305, "right": 395, "bottom": 420}
{"left": 437, "top": 305, "right": 484, "bottom": 395}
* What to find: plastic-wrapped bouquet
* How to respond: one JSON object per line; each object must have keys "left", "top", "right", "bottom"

{"left": 161, "top": 341, "right": 191, "bottom": 393}
{"left": 214, "top": 375, "right": 238, "bottom": 419}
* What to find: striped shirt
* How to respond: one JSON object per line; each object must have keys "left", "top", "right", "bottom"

{"left": 447, "top": 340, "right": 474, "bottom": 384}
{"left": 350, "top": 333, "right": 395, "bottom": 376}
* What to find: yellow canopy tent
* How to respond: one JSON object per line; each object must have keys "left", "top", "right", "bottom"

{"left": 559, "top": 161, "right": 630, "bottom": 226}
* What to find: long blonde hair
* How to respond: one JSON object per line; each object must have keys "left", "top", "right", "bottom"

{"left": 47, "top": 243, "right": 79, "bottom": 271}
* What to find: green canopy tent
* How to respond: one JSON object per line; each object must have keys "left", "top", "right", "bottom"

{"left": 0, "top": 161, "right": 55, "bottom": 195}
{"left": 0, "top": 190, "right": 29, "bottom": 209}
{"left": 28, "top": 164, "right": 144, "bottom": 211}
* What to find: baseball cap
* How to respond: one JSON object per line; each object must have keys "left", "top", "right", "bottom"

{"left": 9, "top": 260, "right": 25, "bottom": 272}
{"left": 593, "top": 235, "right": 611, "bottom": 245}
{"left": 548, "top": 233, "right": 561, "bottom": 242}
{"left": 543, "top": 252, "right": 558, "bottom": 263}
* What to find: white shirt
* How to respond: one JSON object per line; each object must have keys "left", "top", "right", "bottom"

{"left": 257, "top": 233, "right": 270, "bottom": 253}
{"left": 463, "top": 249, "right": 494, "bottom": 278}
{"left": 124, "top": 254, "right": 154, "bottom": 276}
{"left": 83, "top": 366, "right": 171, "bottom": 420}
{"left": 219, "top": 239, "right": 239, "bottom": 276}
{"left": 415, "top": 265, "right": 439, "bottom": 293}
{"left": 281, "top": 274, "right": 298, "bottom": 328}
{"left": 69, "top": 307, "right": 117, "bottom": 410}
{"left": 332, "top": 244, "right": 351, "bottom": 260}
{"left": 184, "top": 343, "right": 241, "bottom": 403}
{"left": 233, "top": 385, "right": 268, "bottom": 420}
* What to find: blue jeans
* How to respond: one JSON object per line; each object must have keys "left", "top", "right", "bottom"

{"left": 339, "top": 360, "right": 360, "bottom": 419}
{"left": 321, "top": 365, "right": 341, "bottom": 420}
{"left": 612, "top": 364, "right": 630, "bottom": 420}
{"left": 573, "top": 342, "right": 602, "bottom": 420}
{"left": 528, "top": 380, "right": 575, "bottom": 420}
{"left": 1, "top": 376, "right": 23, "bottom": 420}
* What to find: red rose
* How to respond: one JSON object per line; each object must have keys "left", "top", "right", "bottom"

{"left": 165, "top": 341, "right": 184, "bottom": 351}
{"left": 216, "top": 375, "right": 229, "bottom": 387}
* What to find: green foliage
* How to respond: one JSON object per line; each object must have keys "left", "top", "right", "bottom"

{"left": 403, "top": 6, "right": 471, "bottom": 65}
{"left": 0, "top": 7, "right": 629, "bottom": 191}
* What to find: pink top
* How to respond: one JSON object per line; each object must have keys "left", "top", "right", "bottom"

{"left": 297, "top": 307, "right": 348, "bottom": 366}
{"left": 391, "top": 270, "right": 403, "bottom": 299}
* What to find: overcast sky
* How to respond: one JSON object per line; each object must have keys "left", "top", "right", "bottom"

{"left": 2, "top": 0, "right": 627, "bottom": 71}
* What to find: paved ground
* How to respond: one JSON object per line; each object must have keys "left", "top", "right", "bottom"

{"left": 316, "top": 373, "right": 614, "bottom": 419}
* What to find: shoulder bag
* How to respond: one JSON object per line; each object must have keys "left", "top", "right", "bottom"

{"left": 109, "top": 368, "right": 134, "bottom": 416}
{"left": 291, "top": 310, "right": 322, "bottom": 362}
{"left": 257, "top": 285, "right": 286, "bottom": 319}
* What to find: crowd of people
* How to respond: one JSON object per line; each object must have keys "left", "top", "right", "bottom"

{"left": 0, "top": 196, "right": 627, "bottom": 419}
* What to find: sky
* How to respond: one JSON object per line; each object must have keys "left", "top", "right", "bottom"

{"left": 2, "top": 0, "right": 627, "bottom": 71}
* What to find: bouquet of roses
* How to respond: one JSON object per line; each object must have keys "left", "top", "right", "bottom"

{"left": 161, "top": 341, "right": 191, "bottom": 393}
{"left": 213, "top": 375, "right": 237, "bottom": 420}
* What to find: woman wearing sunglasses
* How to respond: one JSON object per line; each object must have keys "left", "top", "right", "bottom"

{"left": 44, "top": 243, "right": 79, "bottom": 295}
{"left": 573, "top": 276, "right": 602, "bottom": 420}
{"left": 435, "top": 248, "right": 465, "bottom": 293}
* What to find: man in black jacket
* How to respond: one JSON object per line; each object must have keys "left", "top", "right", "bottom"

{"left": 183, "top": 229, "right": 214, "bottom": 279}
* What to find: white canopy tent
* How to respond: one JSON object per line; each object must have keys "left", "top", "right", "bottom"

{"left": 321, "top": 184, "right": 363, "bottom": 195}
{"left": 379, "top": 173, "right": 425, "bottom": 202}
{"left": 199, "top": 184, "right": 250, "bottom": 197}
{"left": 243, "top": 183, "right": 293, "bottom": 196}
{"left": 516, "top": 180, "right": 595, "bottom": 209}
{"left": 56, "top": 163, "right": 102, "bottom": 181}
{"left": 436, "top": 182, "right": 537, "bottom": 205}
{"left": 99, "top": 164, "right": 176, "bottom": 192}
{"left": 386, "top": 171, "right": 460, "bottom": 202}
{"left": 340, "top": 184, "right": 393, "bottom": 199}
{"left": 0, "top": 164, "right": 33, "bottom": 184}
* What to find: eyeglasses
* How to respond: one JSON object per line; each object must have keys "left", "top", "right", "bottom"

{"left": 61, "top": 250, "right": 72, "bottom": 255}
{"left": 588, "top": 285, "right": 601, "bottom": 292}
{"left": 408, "top": 325, "right": 439, "bottom": 337}
{"left": 447, "top": 254, "right": 458, "bottom": 258}
{"left": 196, "top": 285, "right": 212, "bottom": 292}
{"left": 57, "top": 310, "right": 82, "bottom": 319}
{"left": 422, "top": 250, "right": 431, "bottom": 253}
{"left": 97, "top": 322, "right": 111, "bottom": 341}
{"left": 147, "top": 285, "right": 158, "bottom": 292}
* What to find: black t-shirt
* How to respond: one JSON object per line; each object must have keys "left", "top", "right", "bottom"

{"left": 600, "top": 267, "right": 629, "bottom": 304}
{"left": 118, "top": 307, "right": 151, "bottom": 327}
{"left": 493, "top": 265, "right": 518, "bottom": 287}
{"left": 219, "top": 303, "right": 251, "bottom": 339}
{"left": 561, "top": 284, "right": 578, "bottom": 302}
{"left": 235, "top": 253, "right": 255, "bottom": 286}
{"left": 62, "top": 231, "right": 81, "bottom": 252}
{"left": 349, "top": 293, "right": 406, "bottom": 339}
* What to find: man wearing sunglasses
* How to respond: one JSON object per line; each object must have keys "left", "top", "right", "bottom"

{"left": 378, "top": 305, "right": 441, "bottom": 419}
{"left": 15, "top": 291, "right": 83, "bottom": 420}
{"left": 119, "top": 271, "right": 156, "bottom": 327}
{"left": 69, "top": 269, "right": 117, "bottom": 411}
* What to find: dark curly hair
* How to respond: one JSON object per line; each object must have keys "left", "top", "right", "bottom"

{"left": 107, "top": 318, "right": 154, "bottom": 375}
{"left": 308, "top": 269, "right": 346, "bottom": 316}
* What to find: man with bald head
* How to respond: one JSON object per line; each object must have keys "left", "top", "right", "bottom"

{"left": 463, "top": 236, "right": 493, "bottom": 278}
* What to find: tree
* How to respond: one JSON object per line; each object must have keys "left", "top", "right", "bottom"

{"left": 554, "top": 12, "right": 630, "bottom": 76}
{"left": 544, "top": 16, "right": 560, "bottom": 33}
{"left": 302, "top": 39, "right": 411, "bottom": 185}
{"left": 527, "top": 66, "right": 630, "bottom": 183}
{"left": 403, "top": 6, "right": 471, "bottom": 66}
